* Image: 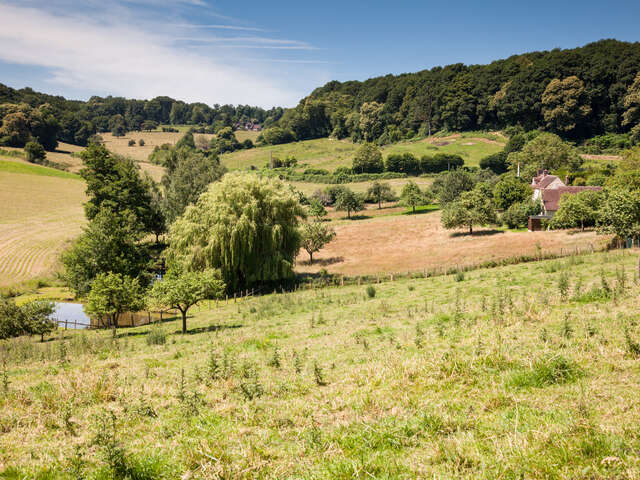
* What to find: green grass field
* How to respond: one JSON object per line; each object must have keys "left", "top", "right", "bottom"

{"left": 0, "top": 158, "right": 80, "bottom": 180}
{"left": 2, "top": 249, "right": 640, "bottom": 478}
{"left": 222, "top": 133, "right": 505, "bottom": 172}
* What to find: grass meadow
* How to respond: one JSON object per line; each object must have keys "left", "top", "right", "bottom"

{"left": 221, "top": 133, "right": 507, "bottom": 172}
{"left": 1, "top": 250, "right": 640, "bottom": 478}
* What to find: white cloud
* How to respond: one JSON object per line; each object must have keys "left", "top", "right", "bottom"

{"left": 0, "top": 2, "right": 321, "bottom": 106}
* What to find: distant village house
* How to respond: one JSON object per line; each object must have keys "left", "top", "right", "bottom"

{"left": 528, "top": 170, "right": 602, "bottom": 231}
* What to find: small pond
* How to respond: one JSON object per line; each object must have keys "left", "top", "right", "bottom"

{"left": 50, "top": 302, "right": 91, "bottom": 329}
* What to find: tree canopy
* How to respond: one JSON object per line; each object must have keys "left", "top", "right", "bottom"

{"left": 441, "top": 188, "right": 497, "bottom": 234}
{"left": 147, "top": 269, "right": 225, "bottom": 333}
{"left": 166, "top": 172, "right": 306, "bottom": 291}
{"left": 299, "top": 222, "right": 336, "bottom": 264}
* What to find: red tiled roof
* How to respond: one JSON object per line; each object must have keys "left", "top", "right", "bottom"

{"left": 532, "top": 174, "right": 562, "bottom": 189}
{"left": 541, "top": 186, "right": 603, "bottom": 212}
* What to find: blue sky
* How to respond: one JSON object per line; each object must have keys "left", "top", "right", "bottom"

{"left": 1, "top": 0, "right": 639, "bottom": 108}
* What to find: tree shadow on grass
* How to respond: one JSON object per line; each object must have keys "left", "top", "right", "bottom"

{"left": 299, "top": 256, "right": 344, "bottom": 267}
{"left": 116, "top": 321, "right": 242, "bottom": 338}
{"left": 450, "top": 229, "right": 505, "bottom": 238}
{"left": 346, "top": 214, "right": 372, "bottom": 220}
{"left": 183, "top": 323, "right": 243, "bottom": 335}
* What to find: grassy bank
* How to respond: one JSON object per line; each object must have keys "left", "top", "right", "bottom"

{"left": 1, "top": 249, "right": 639, "bottom": 478}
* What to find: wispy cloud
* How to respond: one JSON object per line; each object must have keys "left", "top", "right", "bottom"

{"left": 0, "top": 0, "right": 326, "bottom": 106}
{"left": 174, "top": 23, "right": 267, "bottom": 32}
{"left": 174, "top": 36, "right": 319, "bottom": 50}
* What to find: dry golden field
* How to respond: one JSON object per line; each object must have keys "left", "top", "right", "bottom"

{"left": 295, "top": 208, "right": 610, "bottom": 276}
{"left": 0, "top": 159, "right": 85, "bottom": 286}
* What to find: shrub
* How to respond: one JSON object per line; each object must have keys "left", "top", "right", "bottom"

{"left": 479, "top": 151, "right": 508, "bottom": 174}
{"left": 421, "top": 153, "right": 464, "bottom": 173}
{"left": 385, "top": 152, "right": 420, "bottom": 175}
{"left": 138, "top": 139, "right": 145, "bottom": 146}
{"left": 502, "top": 201, "right": 539, "bottom": 229}
{"left": 366, "top": 285, "right": 376, "bottom": 298}
{"left": 24, "top": 140, "right": 46, "bottom": 163}
{"left": 128, "top": 139, "right": 135, "bottom": 147}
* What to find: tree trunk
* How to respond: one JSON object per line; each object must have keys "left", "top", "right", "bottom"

{"left": 181, "top": 309, "right": 188, "bottom": 334}
{"left": 581, "top": 221, "right": 584, "bottom": 231}
{"left": 469, "top": 225, "right": 473, "bottom": 234}
{"left": 347, "top": 209, "right": 351, "bottom": 219}
{"left": 412, "top": 205, "right": 416, "bottom": 213}
{"left": 309, "top": 252, "right": 313, "bottom": 264}
{"left": 112, "top": 313, "right": 119, "bottom": 337}
{"left": 378, "top": 197, "right": 382, "bottom": 209}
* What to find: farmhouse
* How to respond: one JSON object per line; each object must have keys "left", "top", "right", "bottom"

{"left": 528, "top": 170, "right": 602, "bottom": 230}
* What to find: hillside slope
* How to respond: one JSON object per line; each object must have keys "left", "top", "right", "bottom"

{"left": 0, "top": 159, "right": 85, "bottom": 285}
{"left": 2, "top": 250, "right": 639, "bottom": 478}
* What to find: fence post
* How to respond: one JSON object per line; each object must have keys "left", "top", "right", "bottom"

{"left": 64, "top": 319, "right": 68, "bottom": 330}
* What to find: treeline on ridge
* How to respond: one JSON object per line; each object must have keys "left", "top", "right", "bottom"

{"left": 0, "top": 83, "right": 284, "bottom": 149}
{"left": 272, "top": 39, "right": 640, "bottom": 144}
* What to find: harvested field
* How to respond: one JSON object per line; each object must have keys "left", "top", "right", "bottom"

{"left": 101, "top": 131, "right": 214, "bottom": 162}
{"left": 0, "top": 162, "right": 86, "bottom": 285}
{"left": 296, "top": 209, "right": 609, "bottom": 275}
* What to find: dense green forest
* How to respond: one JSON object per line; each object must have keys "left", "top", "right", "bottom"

{"left": 0, "top": 83, "right": 283, "bottom": 148}
{"left": 3, "top": 39, "right": 640, "bottom": 151}
{"left": 275, "top": 39, "right": 640, "bottom": 144}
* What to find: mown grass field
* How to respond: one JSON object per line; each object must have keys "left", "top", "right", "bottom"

{"left": 1, "top": 250, "right": 640, "bottom": 478}
{"left": 0, "top": 159, "right": 85, "bottom": 287}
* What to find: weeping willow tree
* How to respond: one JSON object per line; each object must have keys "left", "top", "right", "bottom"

{"left": 166, "top": 172, "right": 306, "bottom": 291}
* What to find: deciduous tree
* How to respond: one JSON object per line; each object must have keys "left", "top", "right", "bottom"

{"left": 542, "top": 76, "right": 591, "bottom": 135}
{"left": 399, "top": 181, "right": 423, "bottom": 213}
{"left": 147, "top": 269, "right": 225, "bottom": 333}
{"left": 352, "top": 143, "right": 383, "bottom": 173}
{"left": 441, "top": 188, "right": 497, "bottom": 234}
{"left": 334, "top": 188, "right": 364, "bottom": 219}
{"left": 367, "top": 181, "right": 394, "bottom": 209}
{"left": 85, "top": 273, "right": 145, "bottom": 334}
{"left": 299, "top": 222, "right": 336, "bottom": 264}
{"left": 167, "top": 172, "right": 306, "bottom": 291}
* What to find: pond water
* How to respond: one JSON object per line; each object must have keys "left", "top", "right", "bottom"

{"left": 50, "top": 302, "right": 91, "bottom": 329}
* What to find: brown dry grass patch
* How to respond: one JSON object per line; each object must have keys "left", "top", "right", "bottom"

{"left": 296, "top": 210, "right": 609, "bottom": 276}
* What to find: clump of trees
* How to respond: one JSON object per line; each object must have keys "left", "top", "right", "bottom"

{"left": 0, "top": 297, "right": 55, "bottom": 341}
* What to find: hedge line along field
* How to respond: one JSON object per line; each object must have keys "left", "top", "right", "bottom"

{"left": 221, "top": 132, "right": 506, "bottom": 172}
{"left": 0, "top": 159, "right": 85, "bottom": 286}
{"left": 1, "top": 250, "right": 640, "bottom": 478}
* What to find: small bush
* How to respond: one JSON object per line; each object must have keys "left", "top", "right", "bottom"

{"left": 138, "top": 139, "right": 145, "bottom": 146}
{"left": 24, "top": 140, "right": 46, "bottom": 163}
{"left": 455, "top": 271, "right": 465, "bottom": 282}
{"left": 366, "top": 285, "right": 376, "bottom": 298}
{"left": 128, "top": 139, "right": 135, "bottom": 147}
